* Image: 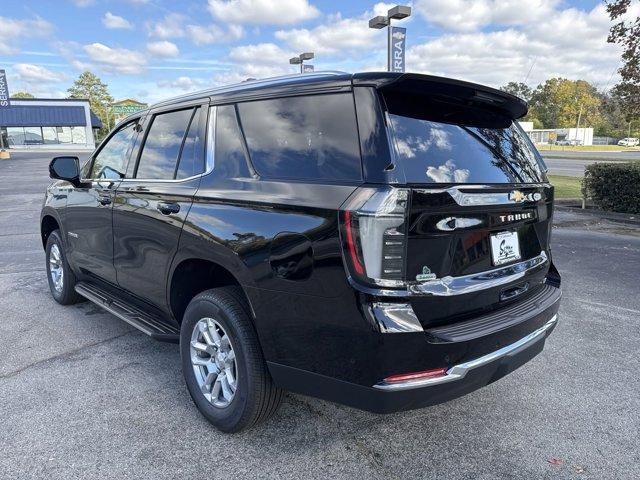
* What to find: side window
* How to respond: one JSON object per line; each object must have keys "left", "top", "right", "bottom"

{"left": 236, "top": 93, "right": 362, "bottom": 182}
{"left": 175, "top": 107, "right": 204, "bottom": 179}
{"left": 90, "top": 121, "right": 138, "bottom": 179}
{"left": 135, "top": 108, "right": 195, "bottom": 180}
{"left": 214, "top": 105, "right": 250, "bottom": 178}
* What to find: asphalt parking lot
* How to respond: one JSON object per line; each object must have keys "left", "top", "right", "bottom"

{"left": 1, "top": 151, "right": 639, "bottom": 479}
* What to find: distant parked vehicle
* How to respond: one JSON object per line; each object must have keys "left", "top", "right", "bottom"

{"left": 556, "top": 139, "right": 582, "bottom": 146}
{"left": 618, "top": 137, "right": 639, "bottom": 147}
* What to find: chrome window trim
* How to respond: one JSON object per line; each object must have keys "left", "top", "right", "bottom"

{"left": 118, "top": 105, "right": 216, "bottom": 184}
{"left": 415, "top": 184, "right": 545, "bottom": 207}
{"left": 413, "top": 185, "right": 548, "bottom": 206}
{"left": 374, "top": 314, "right": 558, "bottom": 391}
{"left": 348, "top": 251, "right": 549, "bottom": 298}
{"left": 408, "top": 251, "right": 548, "bottom": 296}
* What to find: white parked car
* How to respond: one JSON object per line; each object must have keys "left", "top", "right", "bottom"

{"left": 618, "top": 137, "right": 639, "bottom": 147}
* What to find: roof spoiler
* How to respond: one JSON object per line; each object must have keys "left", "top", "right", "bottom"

{"left": 353, "top": 72, "right": 528, "bottom": 121}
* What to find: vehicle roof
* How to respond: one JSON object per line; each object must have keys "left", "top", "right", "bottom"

{"left": 119, "top": 71, "right": 527, "bottom": 124}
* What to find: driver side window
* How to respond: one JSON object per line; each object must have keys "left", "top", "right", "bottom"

{"left": 90, "top": 121, "right": 138, "bottom": 179}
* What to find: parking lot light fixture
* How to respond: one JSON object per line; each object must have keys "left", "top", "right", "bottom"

{"left": 388, "top": 5, "right": 411, "bottom": 20}
{"left": 368, "top": 5, "right": 411, "bottom": 72}
{"left": 289, "top": 52, "right": 314, "bottom": 73}
{"left": 369, "top": 16, "right": 389, "bottom": 29}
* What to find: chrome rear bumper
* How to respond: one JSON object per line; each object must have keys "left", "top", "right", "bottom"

{"left": 374, "top": 314, "right": 558, "bottom": 391}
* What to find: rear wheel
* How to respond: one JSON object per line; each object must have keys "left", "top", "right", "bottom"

{"left": 45, "top": 230, "right": 82, "bottom": 305}
{"left": 180, "top": 287, "right": 283, "bottom": 432}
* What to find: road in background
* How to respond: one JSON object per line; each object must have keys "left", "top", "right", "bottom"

{"left": 540, "top": 150, "right": 640, "bottom": 177}
{"left": 1, "top": 152, "right": 639, "bottom": 479}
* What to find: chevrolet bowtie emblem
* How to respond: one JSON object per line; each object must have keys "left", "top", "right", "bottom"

{"left": 509, "top": 190, "right": 527, "bottom": 203}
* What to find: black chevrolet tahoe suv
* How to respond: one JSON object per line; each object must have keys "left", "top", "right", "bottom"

{"left": 41, "top": 72, "right": 561, "bottom": 432}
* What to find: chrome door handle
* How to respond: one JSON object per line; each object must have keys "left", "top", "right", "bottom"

{"left": 157, "top": 202, "right": 180, "bottom": 215}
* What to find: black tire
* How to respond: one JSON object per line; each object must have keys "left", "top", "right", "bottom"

{"left": 45, "top": 230, "right": 82, "bottom": 305}
{"left": 180, "top": 287, "right": 283, "bottom": 432}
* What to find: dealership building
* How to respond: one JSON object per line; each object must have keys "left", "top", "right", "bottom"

{"left": 0, "top": 98, "right": 102, "bottom": 150}
{"left": 519, "top": 121, "right": 594, "bottom": 146}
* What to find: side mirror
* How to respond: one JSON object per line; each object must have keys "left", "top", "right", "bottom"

{"left": 49, "top": 156, "right": 83, "bottom": 187}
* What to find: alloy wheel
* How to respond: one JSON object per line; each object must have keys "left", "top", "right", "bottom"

{"left": 190, "top": 317, "right": 238, "bottom": 408}
{"left": 49, "top": 243, "right": 64, "bottom": 292}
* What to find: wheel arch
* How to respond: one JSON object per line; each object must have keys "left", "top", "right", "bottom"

{"left": 41, "top": 213, "right": 61, "bottom": 249}
{"left": 168, "top": 257, "right": 254, "bottom": 325}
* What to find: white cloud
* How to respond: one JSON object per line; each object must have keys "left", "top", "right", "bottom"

{"left": 214, "top": 43, "right": 297, "bottom": 85}
{"left": 274, "top": 3, "right": 409, "bottom": 57}
{"left": 228, "top": 42, "right": 293, "bottom": 65}
{"left": 147, "top": 40, "right": 179, "bottom": 58}
{"left": 0, "top": 16, "right": 54, "bottom": 54}
{"left": 207, "top": 0, "right": 319, "bottom": 25}
{"left": 147, "top": 13, "right": 186, "bottom": 38}
{"left": 406, "top": 4, "right": 624, "bottom": 88}
{"left": 157, "top": 76, "right": 207, "bottom": 91}
{"left": 276, "top": 14, "right": 383, "bottom": 56}
{"left": 103, "top": 12, "right": 134, "bottom": 30}
{"left": 414, "top": 0, "right": 559, "bottom": 32}
{"left": 187, "top": 24, "right": 244, "bottom": 45}
{"left": 84, "top": 43, "right": 147, "bottom": 74}
{"left": 13, "top": 63, "right": 66, "bottom": 83}
{"left": 71, "top": 0, "right": 95, "bottom": 6}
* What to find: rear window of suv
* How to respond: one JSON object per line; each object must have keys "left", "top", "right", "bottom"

{"left": 237, "top": 93, "right": 362, "bottom": 182}
{"left": 385, "top": 104, "right": 545, "bottom": 184}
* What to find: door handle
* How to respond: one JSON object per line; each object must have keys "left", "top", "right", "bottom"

{"left": 157, "top": 202, "right": 180, "bottom": 215}
{"left": 98, "top": 196, "right": 112, "bottom": 206}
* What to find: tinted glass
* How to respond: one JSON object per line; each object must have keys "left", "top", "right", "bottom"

{"left": 237, "top": 94, "right": 362, "bottom": 182}
{"left": 136, "top": 108, "right": 194, "bottom": 179}
{"left": 91, "top": 121, "right": 137, "bottom": 179}
{"left": 214, "top": 105, "right": 250, "bottom": 178}
{"left": 388, "top": 115, "right": 545, "bottom": 184}
{"left": 175, "top": 107, "right": 203, "bottom": 179}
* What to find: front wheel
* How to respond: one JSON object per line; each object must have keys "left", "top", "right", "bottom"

{"left": 45, "top": 230, "right": 82, "bottom": 305}
{"left": 180, "top": 287, "right": 283, "bottom": 432}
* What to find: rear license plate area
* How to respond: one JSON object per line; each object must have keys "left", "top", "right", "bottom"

{"left": 490, "top": 231, "right": 521, "bottom": 266}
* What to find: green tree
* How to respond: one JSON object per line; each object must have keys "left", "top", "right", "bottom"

{"left": 528, "top": 78, "right": 602, "bottom": 129}
{"left": 10, "top": 91, "right": 35, "bottom": 98}
{"left": 500, "top": 82, "right": 533, "bottom": 102}
{"left": 500, "top": 82, "right": 545, "bottom": 126}
{"left": 67, "top": 71, "right": 114, "bottom": 139}
{"left": 606, "top": 0, "right": 640, "bottom": 119}
{"left": 596, "top": 90, "right": 631, "bottom": 137}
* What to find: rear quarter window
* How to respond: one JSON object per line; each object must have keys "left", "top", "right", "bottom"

{"left": 236, "top": 93, "right": 362, "bottom": 182}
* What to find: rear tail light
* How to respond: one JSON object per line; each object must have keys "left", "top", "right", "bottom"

{"left": 340, "top": 187, "right": 409, "bottom": 288}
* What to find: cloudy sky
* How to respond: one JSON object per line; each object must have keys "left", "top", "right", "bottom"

{"left": 0, "top": 0, "right": 635, "bottom": 103}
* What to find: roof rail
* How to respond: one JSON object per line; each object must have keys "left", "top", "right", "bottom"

{"left": 149, "top": 71, "right": 350, "bottom": 108}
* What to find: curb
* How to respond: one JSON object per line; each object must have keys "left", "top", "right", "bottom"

{"left": 555, "top": 205, "right": 640, "bottom": 227}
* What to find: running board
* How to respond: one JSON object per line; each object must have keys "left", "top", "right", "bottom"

{"left": 75, "top": 282, "right": 179, "bottom": 343}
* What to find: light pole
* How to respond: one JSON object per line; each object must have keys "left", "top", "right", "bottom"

{"left": 368, "top": 5, "right": 411, "bottom": 72}
{"left": 289, "top": 52, "right": 314, "bottom": 73}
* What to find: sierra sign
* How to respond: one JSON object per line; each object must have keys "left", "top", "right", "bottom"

{"left": 388, "top": 27, "right": 406, "bottom": 73}
{"left": 0, "top": 70, "right": 10, "bottom": 108}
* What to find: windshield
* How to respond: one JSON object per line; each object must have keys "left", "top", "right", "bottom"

{"left": 387, "top": 113, "right": 546, "bottom": 184}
